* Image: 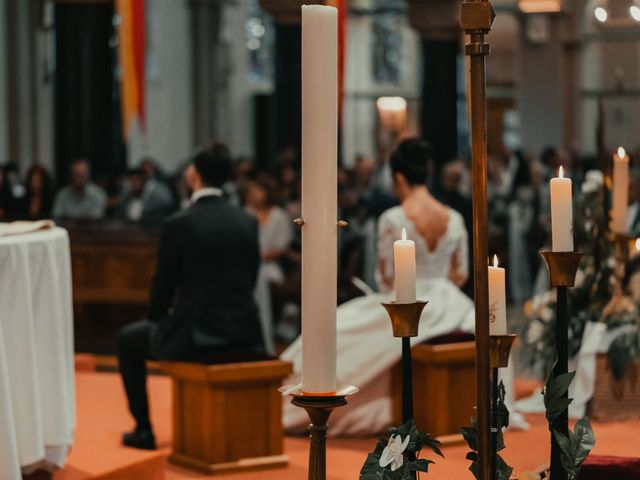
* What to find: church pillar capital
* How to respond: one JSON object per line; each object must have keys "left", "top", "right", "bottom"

{"left": 407, "top": 0, "right": 460, "bottom": 41}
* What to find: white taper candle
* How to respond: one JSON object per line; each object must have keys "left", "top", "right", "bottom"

{"left": 550, "top": 166, "right": 574, "bottom": 252}
{"left": 394, "top": 227, "right": 416, "bottom": 304}
{"left": 612, "top": 147, "right": 630, "bottom": 234}
{"left": 488, "top": 255, "right": 507, "bottom": 335}
{"left": 300, "top": 4, "right": 338, "bottom": 394}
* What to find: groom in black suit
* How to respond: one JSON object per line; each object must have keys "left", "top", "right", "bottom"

{"left": 117, "top": 144, "right": 265, "bottom": 449}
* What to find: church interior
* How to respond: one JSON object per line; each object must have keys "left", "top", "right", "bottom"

{"left": 1, "top": 0, "right": 640, "bottom": 479}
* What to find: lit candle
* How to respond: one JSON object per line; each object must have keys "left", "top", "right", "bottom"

{"left": 550, "top": 166, "right": 574, "bottom": 252}
{"left": 488, "top": 255, "right": 507, "bottom": 335}
{"left": 394, "top": 228, "right": 416, "bottom": 303}
{"left": 300, "top": 4, "right": 338, "bottom": 395}
{"left": 612, "top": 147, "right": 630, "bottom": 234}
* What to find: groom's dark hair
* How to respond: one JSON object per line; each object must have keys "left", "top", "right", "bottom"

{"left": 390, "top": 138, "right": 431, "bottom": 186}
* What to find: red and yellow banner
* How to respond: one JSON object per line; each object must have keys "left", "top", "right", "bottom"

{"left": 116, "top": 0, "right": 145, "bottom": 139}
{"left": 326, "top": 0, "right": 346, "bottom": 125}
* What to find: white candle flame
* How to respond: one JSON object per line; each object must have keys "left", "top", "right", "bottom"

{"left": 493, "top": 254, "right": 499, "bottom": 268}
{"left": 559, "top": 166, "right": 564, "bottom": 178}
{"left": 402, "top": 227, "right": 407, "bottom": 241}
{"left": 636, "top": 238, "right": 640, "bottom": 251}
{"left": 618, "top": 147, "right": 626, "bottom": 159}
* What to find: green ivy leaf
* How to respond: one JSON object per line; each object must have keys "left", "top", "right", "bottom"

{"left": 496, "top": 454, "right": 513, "bottom": 480}
{"left": 552, "top": 417, "right": 596, "bottom": 480}
{"left": 465, "top": 451, "right": 478, "bottom": 479}
{"left": 460, "top": 425, "right": 477, "bottom": 452}
{"left": 415, "top": 432, "right": 444, "bottom": 458}
{"left": 544, "top": 371, "right": 575, "bottom": 424}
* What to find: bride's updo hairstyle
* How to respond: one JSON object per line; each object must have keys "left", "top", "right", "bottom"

{"left": 390, "top": 139, "right": 431, "bottom": 186}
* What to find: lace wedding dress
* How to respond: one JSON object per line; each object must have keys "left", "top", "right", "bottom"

{"left": 281, "top": 205, "right": 479, "bottom": 435}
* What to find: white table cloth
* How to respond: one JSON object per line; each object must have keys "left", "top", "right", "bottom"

{"left": 0, "top": 228, "right": 75, "bottom": 478}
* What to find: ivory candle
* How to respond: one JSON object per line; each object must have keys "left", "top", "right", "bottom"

{"left": 550, "top": 166, "right": 574, "bottom": 252}
{"left": 612, "top": 147, "right": 630, "bottom": 234}
{"left": 394, "top": 228, "right": 416, "bottom": 303}
{"left": 300, "top": 4, "right": 338, "bottom": 395}
{"left": 488, "top": 255, "right": 507, "bottom": 335}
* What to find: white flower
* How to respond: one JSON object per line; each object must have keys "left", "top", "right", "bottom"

{"left": 379, "top": 434, "right": 410, "bottom": 471}
{"left": 586, "top": 170, "right": 604, "bottom": 186}
{"left": 527, "top": 321, "right": 545, "bottom": 344}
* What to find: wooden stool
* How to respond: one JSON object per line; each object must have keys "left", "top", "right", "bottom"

{"left": 160, "top": 359, "right": 292, "bottom": 475}
{"left": 392, "top": 341, "right": 476, "bottom": 440}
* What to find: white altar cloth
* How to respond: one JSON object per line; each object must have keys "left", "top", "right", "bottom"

{"left": 0, "top": 228, "right": 75, "bottom": 478}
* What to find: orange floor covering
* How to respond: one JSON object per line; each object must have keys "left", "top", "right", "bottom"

{"left": 56, "top": 371, "right": 640, "bottom": 480}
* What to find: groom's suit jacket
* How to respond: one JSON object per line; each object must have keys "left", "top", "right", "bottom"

{"left": 148, "top": 194, "right": 264, "bottom": 360}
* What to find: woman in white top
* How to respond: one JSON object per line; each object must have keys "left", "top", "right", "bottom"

{"left": 245, "top": 176, "right": 293, "bottom": 354}
{"left": 282, "top": 139, "right": 476, "bottom": 435}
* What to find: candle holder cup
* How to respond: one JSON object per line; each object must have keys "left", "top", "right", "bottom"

{"left": 381, "top": 301, "right": 428, "bottom": 338}
{"left": 489, "top": 334, "right": 516, "bottom": 370}
{"left": 540, "top": 251, "right": 583, "bottom": 288}
{"left": 281, "top": 385, "right": 358, "bottom": 480}
{"left": 540, "top": 251, "right": 583, "bottom": 480}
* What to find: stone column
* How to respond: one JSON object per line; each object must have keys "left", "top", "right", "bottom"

{"left": 408, "top": 0, "right": 461, "bottom": 172}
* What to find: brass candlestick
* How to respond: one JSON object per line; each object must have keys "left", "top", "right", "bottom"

{"left": 282, "top": 385, "right": 357, "bottom": 480}
{"left": 461, "top": 1, "right": 496, "bottom": 479}
{"left": 489, "top": 334, "right": 516, "bottom": 480}
{"left": 540, "top": 251, "right": 583, "bottom": 480}
{"left": 602, "top": 233, "right": 638, "bottom": 319}
{"left": 381, "top": 300, "right": 427, "bottom": 480}
{"left": 381, "top": 301, "right": 428, "bottom": 422}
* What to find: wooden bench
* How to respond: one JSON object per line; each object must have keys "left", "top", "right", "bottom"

{"left": 392, "top": 341, "right": 476, "bottom": 440}
{"left": 160, "top": 359, "right": 293, "bottom": 475}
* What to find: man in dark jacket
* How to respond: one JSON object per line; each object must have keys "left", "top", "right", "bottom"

{"left": 117, "top": 144, "right": 265, "bottom": 449}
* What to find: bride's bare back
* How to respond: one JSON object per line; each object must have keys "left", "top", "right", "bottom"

{"left": 402, "top": 189, "right": 450, "bottom": 253}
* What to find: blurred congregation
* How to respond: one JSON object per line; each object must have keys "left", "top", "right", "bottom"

{"left": 3, "top": 139, "right": 637, "bottom": 344}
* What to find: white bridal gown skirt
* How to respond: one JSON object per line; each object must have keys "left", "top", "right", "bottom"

{"left": 281, "top": 278, "right": 477, "bottom": 436}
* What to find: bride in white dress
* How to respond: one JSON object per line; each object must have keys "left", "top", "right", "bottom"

{"left": 281, "top": 139, "right": 477, "bottom": 436}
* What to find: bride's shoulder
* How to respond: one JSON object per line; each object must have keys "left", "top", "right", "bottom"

{"left": 446, "top": 208, "right": 466, "bottom": 234}
{"left": 379, "top": 205, "right": 406, "bottom": 226}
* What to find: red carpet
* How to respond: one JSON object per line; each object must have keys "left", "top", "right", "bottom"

{"left": 56, "top": 370, "right": 640, "bottom": 479}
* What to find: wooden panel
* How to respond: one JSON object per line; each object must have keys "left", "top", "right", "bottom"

{"left": 392, "top": 342, "right": 476, "bottom": 437}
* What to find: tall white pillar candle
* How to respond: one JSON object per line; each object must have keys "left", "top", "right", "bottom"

{"left": 301, "top": 4, "right": 338, "bottom": 395}
{"left": 394, "top": 228, "right": 416, "bottom": 303}
{"left": 488, "top": 255, "right": 507, "bottom": 335}
{"left": 612, "top": 147, "right": 630, "bottom": 234}
{"left": 550, "top": 166, "right": 574, "bottom": 252}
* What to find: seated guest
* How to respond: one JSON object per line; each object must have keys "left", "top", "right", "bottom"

{"left": 24, "top": 164, "right": 54, "bottom": 220}
{"left": 244, "top": 175, "right": 292, "bottom": 283}
{"left": 119, "top": 167, "right": 175, "bottom": 222}
{"left": 117, "top": 144, "right": 266, "bottom": 450}
{"left": 52, "top": 159, "right": 107, "bottom": 220}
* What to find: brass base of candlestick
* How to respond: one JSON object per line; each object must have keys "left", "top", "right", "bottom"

{"left": 381, "top": 301, "right": 428, "bottom": 338}
{"left": 281, "top": 385, "right": 357, "bottom": 480}
{"left": 540, "top": 251, "right": 583, "bottom": 288}
{"left": 489, "top": 334, "right": 516, "bottom": 369}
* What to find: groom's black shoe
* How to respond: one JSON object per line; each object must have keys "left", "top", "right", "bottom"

{"left": 122, "top": 427, "right": 156, "bottom": 450}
